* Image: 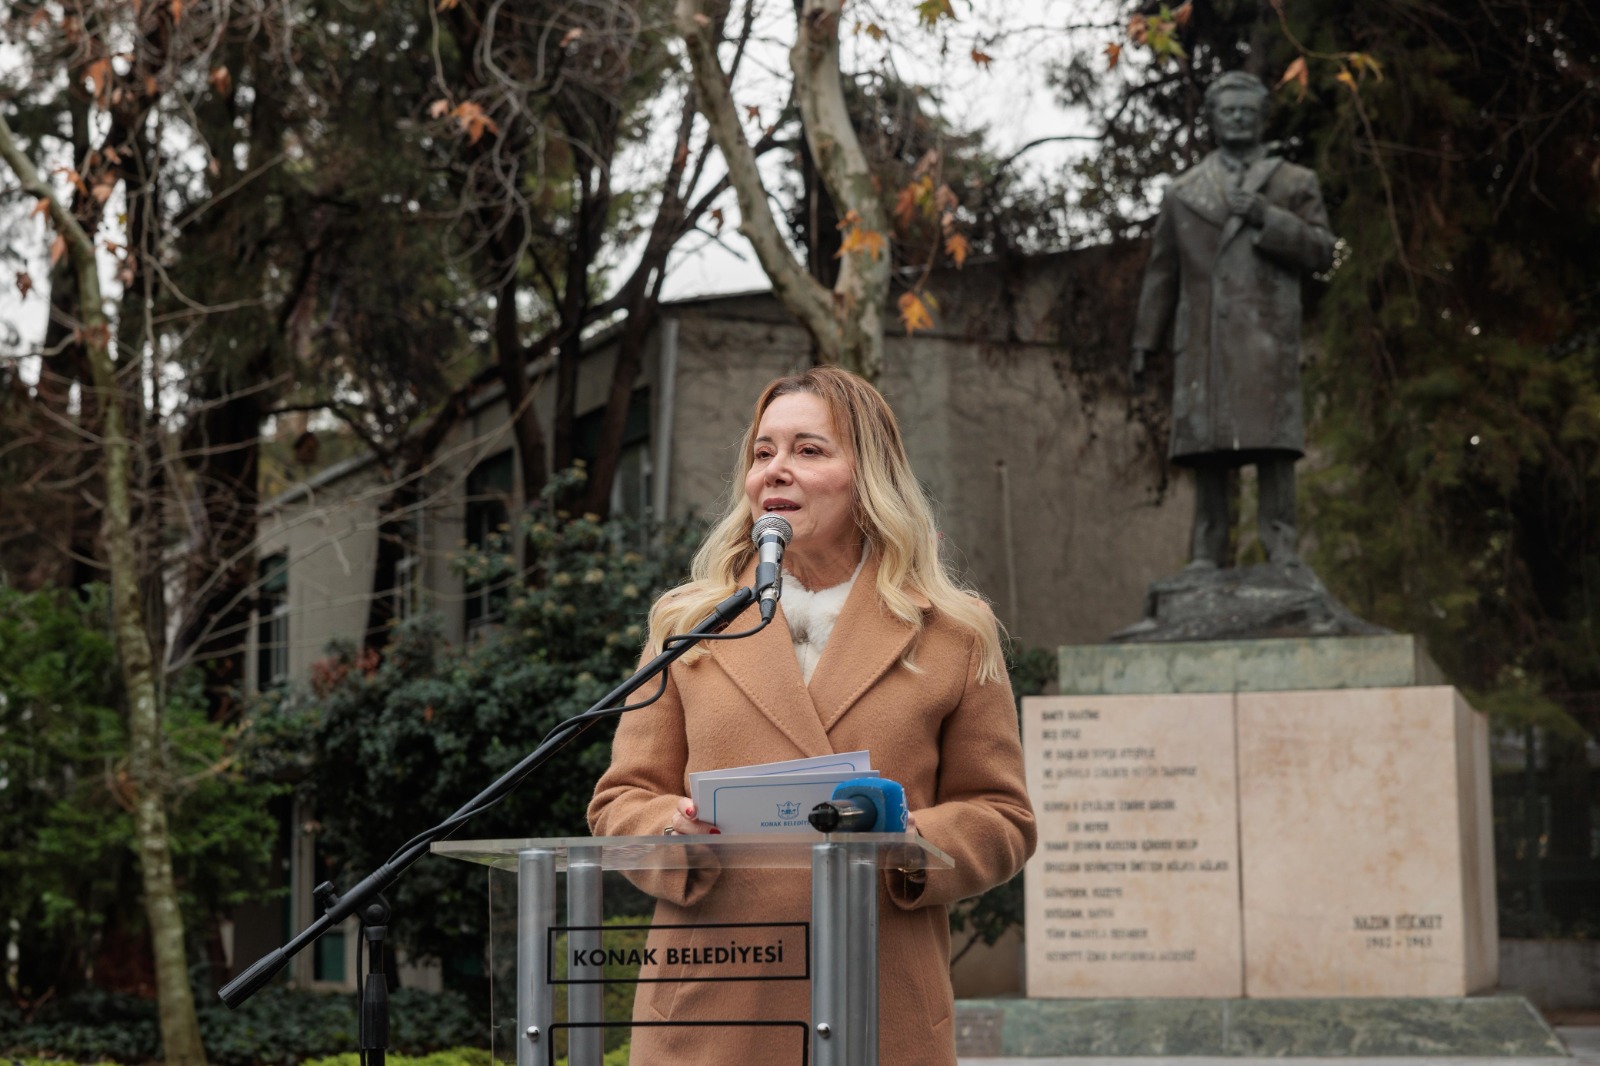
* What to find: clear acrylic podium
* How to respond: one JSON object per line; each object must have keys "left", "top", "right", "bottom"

{"left": 433, "top": 833, "right": 953, "bottom": 1066}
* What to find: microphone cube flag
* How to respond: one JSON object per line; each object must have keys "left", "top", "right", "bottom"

{"left": 832, "top": 778, "right": 908, "bottom": 833}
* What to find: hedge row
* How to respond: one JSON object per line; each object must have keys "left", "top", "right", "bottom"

{"left": 0, "top": 987, "right": 482, "bottom": 1065}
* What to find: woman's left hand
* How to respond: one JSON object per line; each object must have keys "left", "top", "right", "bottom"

{"left": 666, "top": 796, "right": 720, "bottom": 835}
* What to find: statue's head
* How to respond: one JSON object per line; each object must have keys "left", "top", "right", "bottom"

{"left": 1204, "top": 71, "right": 1269, "bottom": 152}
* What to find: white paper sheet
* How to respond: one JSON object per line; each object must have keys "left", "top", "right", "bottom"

{"left": 693, "top": 768, "right": 881, "bottom": 834}
{"left": 686, "top": 751, "right": 875, "bottom": 834}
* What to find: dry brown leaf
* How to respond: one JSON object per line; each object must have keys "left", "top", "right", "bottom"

{"left": 169, "top": 0, "right": 183, "bottom": 22}
{"left": 934, "top": 183, "right": 959, "bottom": 212}
{"left": 1335, "top": 67, "right": 1358, "bottom": 92}
{"left": 897, "top": 291, "right": 933, "bottom": 334}
{"left": 452, "top": 101, "right": 499, "bottom": 144}
{"left": 15, "top": 271, "right": 33, "bottom": 298}
{"left": 209, "top": 66, "right": 231, "bottom": 94}
{"left": 560, "top": 27, "right": 583, "bottom": 47}
{"left": 693, "top": 12, "right": 711, "bottom": 26}
{"left": 709, "top": 207, "right": 724, "bottom": 234}
{"left": 144, "top": 75, "right": 159, "bottom": 96}
{"left": 1104, "top": 41, "right": 1122, "bottom": 69}
{"left": 1276, "top": 56, "right": 1309, "bottom": 101}
{"left": 892, "top": 185, "right": 919, "bottom": 228}
{"left": 744, "top": 104, "right": 762, "bottom": 123}
{"left": 912, "top": 149, "right": 940, "bottom": 179}
{"left": 428, "top": 98, "right": 452, "bottom": 119}
{"left": 437, "top": 0, "right": 459, "bottom": 9}
{"left": 1127, "top": 13, "right": 1148, "bottom": 45}
{"left": 970, "top": 48, "right": 992, "bottom": 70}
{"left": 1348, "top": 51, "right": 1384, "bottom": 82}
{"left": 1173, "top": 1, "right": 1193, "bottom": 28}
{"left": 945, "top": 232, "right": 970, "bottom": 267}
{"left": 92, "top": 175, "right": 116, "bottom": 204}
{"left": 53, "top": 167, "right": 88, "bottom": 196}
{"left": 30, "top": 198, "right": 50, "bottom": 219}
{"left": 837, "top": 227, "right": 886, "bottom": 260}
{"left": 85, "top": 58, "right": 112, "bottom": 106}
{"left": 49, "top": 234, "right": 67, "bottom": 268}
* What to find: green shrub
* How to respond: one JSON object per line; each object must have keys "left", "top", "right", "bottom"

{"left": 0, "top": 988, "right": 485, "bottom": 1066}
{"left": 261, "top": 488, "right": 701, "bottom": 977}
{"left": 302, "top": 1049, "right": 494, "bottom": 1066}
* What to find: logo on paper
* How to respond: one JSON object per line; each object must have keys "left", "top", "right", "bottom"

{"left": 776, "top": 801, "right": 801, "bottom": 819}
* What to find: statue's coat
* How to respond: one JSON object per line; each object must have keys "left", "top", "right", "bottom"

{"left": 1133, "top": 150, "right": 1335, "bottom": 464}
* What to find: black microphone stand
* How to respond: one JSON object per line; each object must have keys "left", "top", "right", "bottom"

{"left": 218, "top": 586, "right": 757, "bottom": 1015}
{"left": 359, "top": 896, "right": 391, "bottom": 1066}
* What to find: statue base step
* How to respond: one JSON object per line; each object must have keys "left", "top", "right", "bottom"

{"left": 951, "top": 996, "right": 1566, "bottom": 1058}
{"left": 1111, "top": 561, "right": 1387, "bottom": 644}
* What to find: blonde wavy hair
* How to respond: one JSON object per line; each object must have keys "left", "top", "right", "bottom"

{"left": 647, "top": 366, "right": 1006, "bottom": 684}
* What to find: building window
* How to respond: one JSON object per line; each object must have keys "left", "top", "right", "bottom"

{"left": 256, "top": 551, "right": 289, "bottom": 690}
{"left": 464, "top": 450, "right": 515, "bottom": 634}
{"left": 574, "top": 389, "right": 652, "bottom": 520}
{"left": 391, "top": 516, "right": 422, "bottom": 625}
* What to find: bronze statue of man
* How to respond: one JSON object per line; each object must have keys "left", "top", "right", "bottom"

{"left": 1132, "top": 71, "right": 1335, "bottom": 568}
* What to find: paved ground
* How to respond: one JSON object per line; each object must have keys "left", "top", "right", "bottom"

{"left": 958, "top": 1026, "right": 1600, "bottom": 1066}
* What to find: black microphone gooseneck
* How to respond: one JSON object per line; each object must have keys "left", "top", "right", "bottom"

{"left": 752, "top": 514, "right": 793, "bottom": 622}
{"left": 218, "top": 584, "right": 758, "bottom": 1010}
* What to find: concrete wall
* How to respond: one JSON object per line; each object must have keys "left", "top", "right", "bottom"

{"left": 662, "top": 244, "right": 1191, "bottom": 652}
{"left": 1500, "top": 939, "right": 1600, "bottom": 1012}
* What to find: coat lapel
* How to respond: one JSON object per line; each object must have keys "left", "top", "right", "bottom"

{"left": 807, "top": 552, "right": 928, "bottom": 733}
{"left": 1219, "top": 155, "right": 1284, "bottom": 252}
{"left": 706, "top": 579, "right": 833, "bottom": 759}
{"left": 1241, "top": 155, "right": 1284, "bottom": 195}
{"left": 1171, "top": 154, "right": 1230, "bottom": 228}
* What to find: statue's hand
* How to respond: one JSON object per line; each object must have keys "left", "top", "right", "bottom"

{"left": 1225, "top": 187, "right": 1267, "bottom": 226}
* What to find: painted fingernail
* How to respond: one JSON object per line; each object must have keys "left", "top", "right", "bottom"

{"left": 710, "top": 828, "right": 721, "bottom": 834}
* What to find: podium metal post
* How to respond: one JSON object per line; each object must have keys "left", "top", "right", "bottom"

{"left": 568, "top": 846, "right": 604, "bottom": 1066}
{"left": 811, "top": 841, "right": 879, "bottom": 1066}
{"left": 845, "top": 844, "right": 879, "bottom": 1066}
{"left": 517, "top": 849, "right": 556, "bottom": 1066}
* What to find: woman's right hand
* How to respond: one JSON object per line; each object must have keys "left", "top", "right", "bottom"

{"left": 667, "top": 796, "right": 720, "bottom": 835}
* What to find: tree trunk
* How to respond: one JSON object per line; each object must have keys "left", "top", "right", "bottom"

{"left": 791, "top": 0, "right": 890, "bottom": 381}
{"left": 677, "top": 0, "right": 888, "bottom": 381}
{"left": 0, "top": 114, "right": 208, "bottom": 1066}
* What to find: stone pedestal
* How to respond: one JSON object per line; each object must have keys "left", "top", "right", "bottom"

{"left": 1025, "top": 694, "right": 1242, "bottom": 997}
{"left": 1237, "top": 686, "right": 1498, "bottom": 997}
{"left": 1024, "top": 636, "right": 1497, "bottom": 1000}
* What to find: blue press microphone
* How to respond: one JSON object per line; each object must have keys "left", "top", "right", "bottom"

{"left": 751, "top": 514, "right": 793, "bottom": 623}
{"left": 808, "top": 777, "right": 909, "bottom": 833}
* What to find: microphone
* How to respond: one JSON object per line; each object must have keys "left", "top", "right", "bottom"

{"left": 808, "top": 778, "right": 908, "bottom": 833}
{"left": 751, "top": 514, "right": 793, "bottom": 623}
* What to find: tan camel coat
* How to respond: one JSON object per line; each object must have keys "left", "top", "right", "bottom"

{"left": 588, "top": 554, "right": 1036, "bottom": 1066}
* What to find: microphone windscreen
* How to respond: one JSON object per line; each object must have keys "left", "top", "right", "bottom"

{"left": 831, "top": 777, "right": 908, "bottom": 832}
{"left": 751, "top": 514, "right": 793, "bottom": 546}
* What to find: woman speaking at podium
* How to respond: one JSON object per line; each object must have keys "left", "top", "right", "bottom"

{"left": 589, "top": 366, "right": 1036, "bottom": 1066}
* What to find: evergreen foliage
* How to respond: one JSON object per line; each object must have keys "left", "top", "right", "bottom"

{"left": 0, "top": 987, "right": 482, "bottom": 1064}
{"left": 262, "top": 483, "right": 701, "bottom": 970}
{"left": 0, "top": 584, "right": 284, "bottom": 1004}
